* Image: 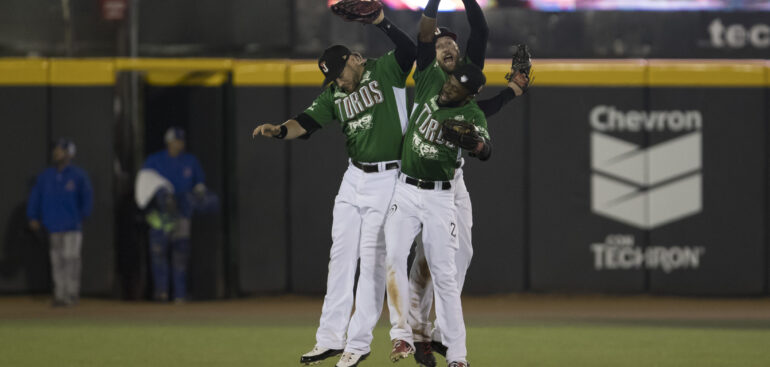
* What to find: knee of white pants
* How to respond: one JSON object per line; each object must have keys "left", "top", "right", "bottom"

{"left": 386, "top": 251, "right": 407, "bottom": 272}
{"left": 432, "top": 272, "right": 459, "bottom": 294}
{"left": 384, "top": 230, "right": 411, "bottom": 268}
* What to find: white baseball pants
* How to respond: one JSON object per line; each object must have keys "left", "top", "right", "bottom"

{"left": 384, "top": 177, "right": 467, "bottom": 363}
{"left": 409, "top": 168, "right": 473, "bottom": 344}
{"left": 314, "top": 160, "right": 398, "bottom": 355}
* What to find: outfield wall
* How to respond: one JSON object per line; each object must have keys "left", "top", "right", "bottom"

{"left": 0, "top": 58, "right": 767, "bottom": 297}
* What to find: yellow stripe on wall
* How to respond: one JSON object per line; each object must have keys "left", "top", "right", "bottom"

{"left": 0, "top": 58, "right": 768, "bottom": 87}
{"left": 115, "top": 58, "right": 233, "bottom": 72}
{"left": 144, "top": 71, "right": 229, "bottom": 87}
{"left": 233, "top": 61, "right": 288, "bottom": 86}
{"left": 516, "top": 59, "right": 647, "bottom": 87}
{"left": 288, "top": 61, "right": 324, "bottom": 86}
{"left": 0, "top": 59, "right": 48, "bottom": 85}
{"left": 284, "top": 59, "right": 649, "bottom": 88}
{"left": 49, "top": 59, "right": 115, "bottom": 86}
{"left": 648, "top": 60, "right": 766, "bottom": 87}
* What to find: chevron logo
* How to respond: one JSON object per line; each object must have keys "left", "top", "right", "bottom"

{"left": 590, "top": 106, "right": 703, "bottom": 229}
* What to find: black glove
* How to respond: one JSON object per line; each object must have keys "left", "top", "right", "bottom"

{"left": 442, "top": 118, "right": 483, "bottom": 151}
{"left": 505, "top": 44, "right": 534, "bottom": 93}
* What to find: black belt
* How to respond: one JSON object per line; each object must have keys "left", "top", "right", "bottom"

{"left": 352, "top": 160, "right": 399, "bottom": 173}
{"left": 404, "top": 176, "right": 452, "bottom": 190}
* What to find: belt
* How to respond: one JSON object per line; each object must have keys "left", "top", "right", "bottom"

{"left": 352, "top": 160, "right": 400, "bottom": 173}
{"left": 403, "top": 175, "right": 452, "bottom": 190}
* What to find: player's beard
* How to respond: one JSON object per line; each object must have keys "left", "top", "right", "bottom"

{"left": 340, "top": 66, "right": 364, "bottom": 93}
{"left": 437, "top": 49, "right": 459, "bottom": 73}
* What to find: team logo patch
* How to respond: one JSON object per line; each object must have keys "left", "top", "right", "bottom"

{"left": 184, "top": 167, "right": 193, "bottom": 178}
{"left": 320, "top": 61, "right": 329, "bottom": 74}
{"left": 388, "top": 204, "right": 398, "bottom": 217}
{"left": 344, "top": 114, "right": 374, "bottom": 135}
{"left": 411, "top": 134, "right": 439, "bottom": 160}
{"left": 64, "top": 180, "right": 76, "bottom": 192}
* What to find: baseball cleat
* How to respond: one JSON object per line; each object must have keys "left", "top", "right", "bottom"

{"left": 447, "top": 362, "right": 469, "bottom": 367}
{"left": 300, "top": 346, "right": 344, "bottom": 365}
{"left": 430, "top": 341, "right": 448, "bottom": 358}
{"left": 389, "top": 339, "right": 415, "bottom": 362}
{"left": 413, "top": 342, "right": 436, "bottom": 367}
{"left": 335, "top": 351, "right": 370, "bottom": 367}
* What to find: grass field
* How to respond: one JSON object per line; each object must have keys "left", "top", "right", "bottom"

{"left": 2, "top": 295, "right": 770, "bottom": 366}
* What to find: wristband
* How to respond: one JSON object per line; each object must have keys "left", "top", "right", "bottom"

{"left": 274, "top": 125, "right": 288, "bottom": 139}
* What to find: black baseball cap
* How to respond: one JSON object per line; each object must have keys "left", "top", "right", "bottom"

{"left": 452, "top": 63, "right": 486, "bottom": 95}
{"left": 318, "top": 45, "right": 351, "bottom": 88}
{"left": 433, "top": 27, "right": 457, "bottom": 42}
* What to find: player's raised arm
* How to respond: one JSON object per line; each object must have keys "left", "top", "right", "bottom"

{"left": 419, "top": 0, "right": 439, "bottom": 43}
{"left": 331, "top": 1, "right": 416, "bottom": 73}
{"left": 372, "top": 10, "right": 416, "bottom": 73}
{"left": 477, "top": 44, "right": 533, "bottom": 118}
{"left": 417, "top": 0, "right": 440, "bottom": 71}
{"left": 462, "top": 0, "right": 489, "bottom": 69}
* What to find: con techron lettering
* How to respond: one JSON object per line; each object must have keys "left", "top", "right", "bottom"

{"left": 590, "top": 234, "right": 705, "bottom": 273}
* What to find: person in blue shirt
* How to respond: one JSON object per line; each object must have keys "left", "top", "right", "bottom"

{"left": 27, "top": 138, "right": 93, "bottom": 307}
{"left": 141, "top": 127, "right": 206, "bottom": 302}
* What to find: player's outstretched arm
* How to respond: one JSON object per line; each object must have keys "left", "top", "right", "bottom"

{"left": 252, "top": 120, "right": 307, "bottom": 140}
{"left": 476, "top": 74, "right": 528, "bottom": 118}
{"left": 462, "top": 0, "right": 489, "bottom": 69}
{"left": 416, "top": 0, "right": 440, "bottom": 71}
{"left": 477, "top": 44, "right": 533, "bottom": 118}
{"left": 373, "top": 13, "right": 416, "bottom": 73}
{"left": 477, "top": 89, "right": 516, "bottom": 118}
{"left": 419, "top": 0, "right": 440, "bottom": 43}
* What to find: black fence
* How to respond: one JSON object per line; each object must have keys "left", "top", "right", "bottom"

{"left": 0, "top": 59, "right": 767, "bottom": 298}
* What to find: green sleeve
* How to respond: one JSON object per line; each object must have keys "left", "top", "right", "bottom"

{"left": 376, "top": 51, "right": 410, "bottom": 88}
{"left": 302, "top": 88, "right": 337, "bottom": 127}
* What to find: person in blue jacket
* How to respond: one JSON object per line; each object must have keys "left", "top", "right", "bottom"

{"left": 142, "top": 127, "right": 206, "bottom": 302}
{"left": 27, "top": 138, "right": 93, "bottom": 307}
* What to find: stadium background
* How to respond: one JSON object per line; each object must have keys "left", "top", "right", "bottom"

{"left": 1, "top": 1, "right": 769, "bottom": 365}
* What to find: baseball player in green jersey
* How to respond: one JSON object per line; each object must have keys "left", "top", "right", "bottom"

{"left": 383, "top": 5, "right": 491, "bottom": 365}
{"left": 252, "top": 9, "right": 416, "bottom": 367}
{"left": 405, "top": 1, "right": 533, "bottom": 365}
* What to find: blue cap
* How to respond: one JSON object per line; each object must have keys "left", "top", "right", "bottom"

{"left": 55, "top": 138, "right": 76, "bottom": 157}
{"left": 164, "top": 127, "right": 186, "bottom": 143}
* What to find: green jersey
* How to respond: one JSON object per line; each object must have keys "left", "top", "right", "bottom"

{"left": 302, "top": 51, "right": 409, "bottom": 163}
{"left": 400, "top": 59, "right": 489, "bottom": 182}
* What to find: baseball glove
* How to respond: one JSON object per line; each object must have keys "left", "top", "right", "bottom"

{"left": 442, "top": 119, "right": 483, "bottom": 151}
{"left": 330, "top": 0, "right": 384, "bottom": 24}
{"left": 505, "top": 44, "right": 534, "bottom": 93}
